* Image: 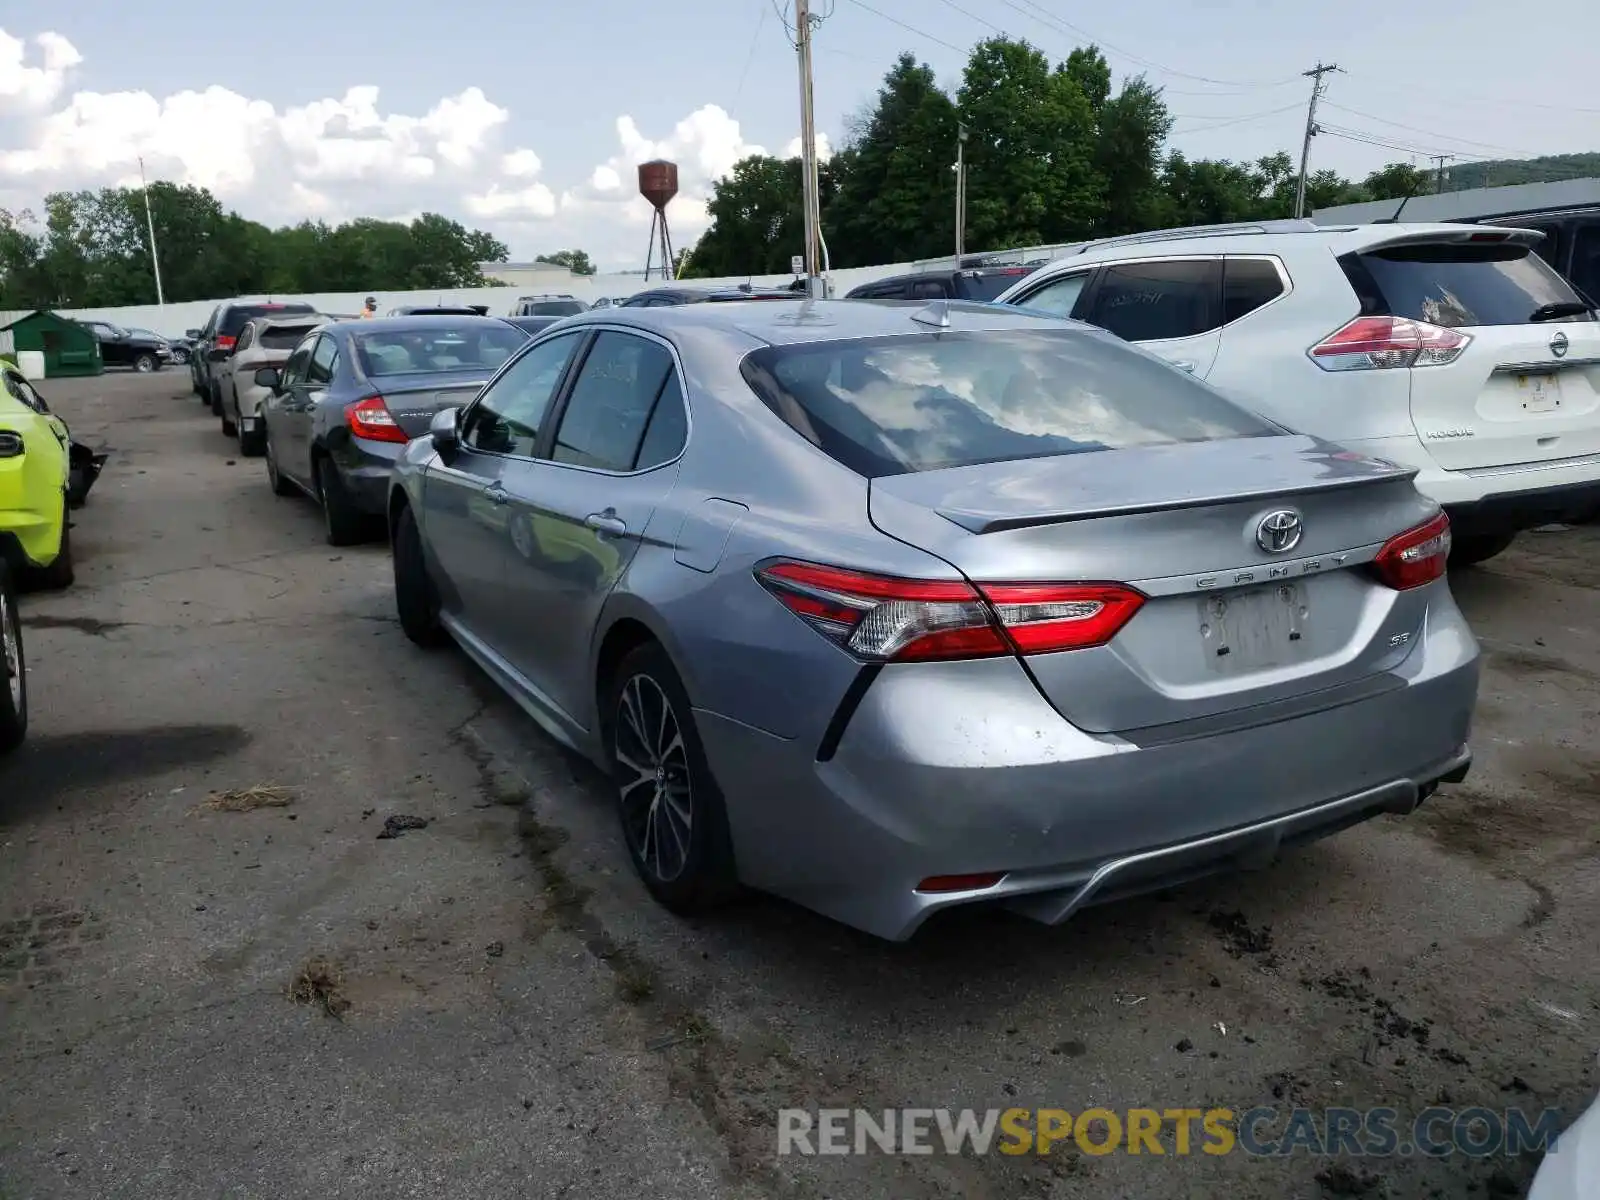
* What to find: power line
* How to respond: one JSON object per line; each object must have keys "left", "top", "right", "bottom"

{"left": 1319, "top": 100, "right": 1544, "bottom": 159}
{"left": 1169, "top": 101, "right": 1306, "bottom": 133}
{"left": 1337, "top": 69, "right": 1600, "bottom": 116}
{"left": 838, "top": 0, "right": 968, "bottom": 53}
{"left": 927, "top": 0, "right": 1004, "bottom": 34}
{"left": 1317, "top": 123, "right": 1456, "bottom": 160}
{"left": 731, "top": 3, "right": 770, "bottom": 109}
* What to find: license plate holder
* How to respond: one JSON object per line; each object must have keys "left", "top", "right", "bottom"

{"left": 1200, "top": 585, "right": 1307, "bottom": 673}
{"left": 1516, "top": 371, "right": 1562, "bottom": 413}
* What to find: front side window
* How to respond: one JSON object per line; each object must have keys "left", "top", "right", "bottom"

{"left": 549, "top": 332, "right": 681, "bottom": 471}
{"left": 279, "top": 342, "right": 312, "bottom": 387}
{"left": 461, "top": 332, "right": 582, "bottom": 456}
{"left": 740, "top": 328, "right": 1276, "bottom": 479}
{"left": 1082, "top": 259, "right": 1223, "bottom": 342}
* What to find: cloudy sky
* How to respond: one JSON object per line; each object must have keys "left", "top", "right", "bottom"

{"left": 0, "top": 0, "right": 1594, "bottom": 271}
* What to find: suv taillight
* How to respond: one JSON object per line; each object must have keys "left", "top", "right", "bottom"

{"left": 1309, "top": 316, "right": 1470, "bottom": 371}
{"left": 755, "top": 561, "right": 1145, "bottom": 662}
{"left": 1372, "top": 513, "right": 1452, "bottom": 590}
{"left": 215, "top": 334, "right": 237, "bottom": 353}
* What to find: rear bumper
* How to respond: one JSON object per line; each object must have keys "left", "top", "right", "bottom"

{"left": 1343, "top": 436, "right": 1600, "bottom": 533}
{"left": 698, "top": 584, "right": 1480, "bottom": 941}
{"left": 331, "top": 438, "right": 402, "bottom": 515}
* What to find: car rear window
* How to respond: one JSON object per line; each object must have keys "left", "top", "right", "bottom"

{"left": 259, "top": 323, "right": 320, "bottom": 350}
{"left": 355, "top": 325, "right": 529, "bottom": 376}
{"left": 1342, "top": 242, "right": 1594, "bottom": 328}
{"left": 739, "top": 329, "right": 1277, "bottom": 478}
{"left": 959, "top": 268, "right": 1035, "bottom": 302}
{"left": 526, "top": 300, "right": 586, "bottom": 316}
{"left": 221, "top": 304, "right": 315, "bottom": 336}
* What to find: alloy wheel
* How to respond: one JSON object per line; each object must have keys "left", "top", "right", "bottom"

{"left": 615, "top": 673, "right": 694, "bottom": 883}
{"left": 1, "top": 586, "right": 21, "bottom": 715}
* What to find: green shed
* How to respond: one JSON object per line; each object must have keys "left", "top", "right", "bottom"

{"left": 0, "top": 311, "right": 103, "bottom": 378}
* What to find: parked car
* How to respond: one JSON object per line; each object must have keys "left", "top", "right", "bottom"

{"left": 188, "top": 301, "right": 317, "bottom": 412}
{"left": 511, "top": 294, "right": 587, "bottom": 318}
{"left": 0, "top": 361, "right": 75, "bottom": 590}
{"left": 127, "top": 327, "right": 191, "bottom": 364}
{"left": 589, "top": 297, "right": 623, "bottom": 309}
{"left": 388, "top": 305, "right": 490, "bottom": 316}
{"left": 214, "top": 313, "right": 329, "bottom": 454}
{"left": 501, "top": 315, "right": 564, "bottom": 337}
{"left": 1, "top": 360, "right": 104, "bottom": 510}
{"left": 617, "top": 284, "right": 795, "bottom": 307}
{"left": 995, "top": 218, "right": 1600, "bottom": 566}
{"left": 385, "top": 299, "right": 1478, "bottom": 941}
{"left": 78, "top": 320, "right": 170, "bottom": 372}
{"left": 257, "top": 315, "right": 527, "bottom": 545}
{"left": 845, "top": 264, "right": 1041, "bottom": 303}
{"left": 1528, "top": 1083, "right": 1599, "bottom": 1199}
{"left": 0, "top": 557, "right": 23, "bottom": 755}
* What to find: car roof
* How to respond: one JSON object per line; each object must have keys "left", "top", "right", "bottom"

{"left": 335, "top": 315, "right": 518, "bottom": 335}
{"left": 554, "top": 297, "right": 1083, "bottom": 347}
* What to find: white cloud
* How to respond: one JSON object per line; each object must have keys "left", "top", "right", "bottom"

{"left": 0, "top": 29, "right": 79, "bottom": 108}
{"left": 0, "top": 27, "right": 828, "bottom": 271}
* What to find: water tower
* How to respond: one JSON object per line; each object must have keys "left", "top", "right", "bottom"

{"left": 638, "top": 160, "right": 679, "bottom": 282}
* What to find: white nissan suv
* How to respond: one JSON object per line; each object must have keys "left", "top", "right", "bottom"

{"left": 995, "top": 219, "right": 1600, "bottom": 565}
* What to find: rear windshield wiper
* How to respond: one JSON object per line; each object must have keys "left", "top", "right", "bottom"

{"left": 1528, "top": 301, "right": 1591, "bottom": 322}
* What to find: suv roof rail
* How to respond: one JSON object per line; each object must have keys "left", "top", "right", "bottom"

{"left": 1071, "top": 218, "right": 1323, "bottom": 255}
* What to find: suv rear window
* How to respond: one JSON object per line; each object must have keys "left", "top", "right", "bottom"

{"left": 524, "top": 300, "right": 586, "bottom": 316}
{"left": 259, "top": 323, "right": 320, "bottom": 350}
{"left": 1342, "top": 242, "right": 1593, "bottom": 328}
{"left": 739, "top": 329, "right": 1276, "bottom": 478}
{"left": 221, "top": 304, "right": 315, "bottom": 337}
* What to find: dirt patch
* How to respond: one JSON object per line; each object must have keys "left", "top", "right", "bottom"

{"left": 287, "top": 954, "right": 350, "bottom": 1019}
{"left": 1208, "top": 909, "right": 1275, "bottom": 959}
{"left": 1413, "top": 768, "right": 1599, "bottom": 866}
{"left": 195, "top": 784, "right": 294, "bottom": 813}
{"left": 22, "top": 615, "right": 132, "bottom": 636}
{"left": 1484, "top": 642, "right": 1600, "bottom": 687}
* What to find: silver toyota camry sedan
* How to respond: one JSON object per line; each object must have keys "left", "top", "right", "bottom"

{"left": 386, "top": 298, "right": 1480, "bottom": 941}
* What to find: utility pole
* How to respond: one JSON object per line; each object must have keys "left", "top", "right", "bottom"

{"left": 138, "top": 156, "right": 166, "bottom": 307}
{"left": 1430, "top": 154, "right": 1453, "bottom": 194}
{"left": 954, "top": 124, "right": 968, "bottom": 261}
{"left": 794, "top": 0, "right": 823, "bottom": 298}
{"left": 1293, "top": 62, "right": 1341, "bottom": 219}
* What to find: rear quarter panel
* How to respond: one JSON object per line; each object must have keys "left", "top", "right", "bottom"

{"left": 0, "top": 404, "right": 67, "bottom": 568}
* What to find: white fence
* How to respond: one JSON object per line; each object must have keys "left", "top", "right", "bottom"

{"left": 0, "top": 261, "right": 930, "bottom": 338}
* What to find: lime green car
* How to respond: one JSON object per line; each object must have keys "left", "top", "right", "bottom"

{"left": 0, "top": 359, "right": 74, "bottom": 591}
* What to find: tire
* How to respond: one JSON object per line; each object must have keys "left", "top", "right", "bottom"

{"left": 34, "top": 500, "right": 74, "bottom": 591}
{"left": 393, "top": 505, "right": 446, "bottom": 647}
{"left": 238, "top": 419, "right": 265, "bottom": 457}
{"left": 317, "top": 456, "right": 367, "bottom": 547}
{"left": 209, "top": 382, "right": 224, "bottom": 417}
{"left": 264, "top": 428, "right": 293, "bottom": 496}
{"left": 0, "top": 561, "right": 25, "bottom": 756}
{"left": 134, "top": 352, "right": 157, "bottom": 374}
{"left": 605, "top": 641, "right": 738, "bottom": 914}
{"left": 1451, "top": 532, "right": 1516, "bottom": 568}
{"left": 220, "top": 387, "right": 237, "bottom": 438}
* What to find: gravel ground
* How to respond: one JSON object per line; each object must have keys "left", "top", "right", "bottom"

{"left": 1, "top": 369, "right": 1595, "bottom": 1199}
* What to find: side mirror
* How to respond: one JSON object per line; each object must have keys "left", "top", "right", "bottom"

{"left": 254, "top": 366, "right": 282, "bottom": 391}
{"left": 185, "top": 329, "right": 201, "bottom": 339}
{"left": 430, "top": 407, "right": 461, "bottom": 455}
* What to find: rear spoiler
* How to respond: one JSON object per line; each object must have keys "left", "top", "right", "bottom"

{"left": 1354, "top": 225, "right": 1544, "bottom": 254}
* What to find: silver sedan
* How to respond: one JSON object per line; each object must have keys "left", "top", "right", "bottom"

{"left": 386, "top": 299, "right": 1480, "bottom": 941}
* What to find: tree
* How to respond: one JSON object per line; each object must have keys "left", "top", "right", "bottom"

{"left": 824, "top": 52, "right": 960, "bottom": 266}
{"left": 689, "top": 154, "right": 845, "bottom": 278}
{"left": 1362, "top": 161, "right": 1432, "bottom": 202}
{"left": 536, "top": 249, "right": 596, "bottom": 275}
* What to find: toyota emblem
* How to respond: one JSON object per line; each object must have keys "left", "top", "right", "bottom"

{"left": 1551, "top": 331, "right": 1570, "bottom": 359}
{"left": 1256, "top": 509, "right": 1304, "bottom": 555}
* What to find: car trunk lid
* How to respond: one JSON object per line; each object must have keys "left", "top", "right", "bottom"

{"left": 367, "top": 371, "right": 488, "bottom": 437}
{"left": 868, "top": 435, "right": 1438, "bottom": 735}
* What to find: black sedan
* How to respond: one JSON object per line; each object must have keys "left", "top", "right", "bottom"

{"left": 255, "top": 316, "right": 530, "bottom": 545}
{"left": 79, "top": 320, "right": 171, "bottom": 372}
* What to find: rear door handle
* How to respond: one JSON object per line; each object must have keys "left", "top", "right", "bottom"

{"left": 484, "top": 482, "right": 509, "bottom": 505}
{"left": 584, "top": 511, "right": 628, "bottom": 536}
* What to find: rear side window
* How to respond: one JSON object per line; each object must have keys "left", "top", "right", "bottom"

{"left": 739, "top": 329, "right": 1276, "bottom": 478}
{"left": 1569, "top": 223, "right": 1600, "bottom": 306}
{"left": 550, "top": 332, "right": 680, "bottom": 471}
{"left": 260, "top": 323, "right": 320, "bottom": 350}
{"left": 910, "top": 279, "right": 949, "bottom": 300}
{"left": 220, "top": 304, "right": 315, "bottom": 337}
{"left": 235, "top": 324, "right": 255, "bottom": 352}
{"left": 1082, "top": 260, "right": 1222, "bottom": 342}
{"left": 1222, "top": 259, "right": 1286, "bottom": 324}
{"left": 528, "top": 300, "right": 586, "bottom": 316}
{"left": 1341, "top": 242, "right": 1593, "bottom": 328}
{"left": 958, "top": 268, "right": 1035, "bottom": 302}
{"left": 306, "top": 336, "right": 339, "bottom": 385}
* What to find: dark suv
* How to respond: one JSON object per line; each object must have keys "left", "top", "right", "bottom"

{"left": 845, "top": 265, "right": 1040, "bottom": 303}
{"left": 189, "top": 301, "right": 316, "bottom": 411}
{"left": 618, "top": 284, "right": 797, "bottom": 306}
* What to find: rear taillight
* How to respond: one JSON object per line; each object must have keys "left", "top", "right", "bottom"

{"left": 1372, "top": 512, "right": 1451, "bottom": 590}
{"left": 215, "top": 334, "right": 237, "bottom": 353}
{"left": 0, "top": 432, "right": 23, "bottom": 458}
{"left": 1309, "top": 316, "right": 1470, "bottom": 371}
{"left": 755, "top": 561, "right": 1145, "bottom": 662}
{"left": 346, "top": 395, "right": 408, "bottom": 444}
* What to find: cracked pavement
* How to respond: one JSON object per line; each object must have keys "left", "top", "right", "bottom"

{"left": 2, "top": 371, "right": 1597, "bottom": 1199}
